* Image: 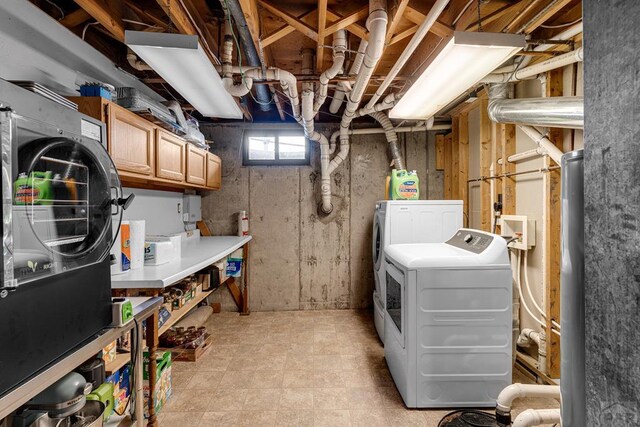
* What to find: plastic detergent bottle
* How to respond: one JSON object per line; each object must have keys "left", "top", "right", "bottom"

{"left": 389, "top": 169, "right": 419, "bottom": 200}
{"left": 14, "top": 171, "right": 54, "bottom": 205}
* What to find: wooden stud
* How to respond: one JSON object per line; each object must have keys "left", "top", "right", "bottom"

{"left": 241, "top": 243, "right": 250, "bottom": 315}
{"left": 500, "top": 124, "right": 516, "bottom": 216}
{"left": 385, "top": 0, "right": 410, "bottom": 45}
{"left": 73, "top": 0, "right": 125, "bottom": 42}
{"left": 444, "top": 133, "right": 452, "bottom": 199}
{"left": 324, "top": 6, "right": 369, "bottom": 39}
{"left": 258, "top": 0, "right": 318, "bottom": 41}
{"left": 226, "top": 277, "right": 244, "bottom": 310}
{"left": 523, "top": 0, "right": 574, "bottom": 34}
{"left": 451, "top": 116, "right": 460, "bottom": 200}
{"left": 458, "top": 113, "right": 469, "bottom": 221}
{"left": 544, "top": 68, "right": 563, "bottom": 378}
{"left": 479, "top": 98, "right": 491, "bottom": 232}
{"left": 145, "top": 310, "right": 159, "bottom": 427}
{"left": 60, "top": 8, "right": 91, "bottom": 28}
{"left": 404, "top": 6, "right": 454, "bottom": 38}
{"left": 435, "top": 134, "right": 445, "bottom": 170}
{"left": 317, "top": 0, "right": 328, "bottom": 71}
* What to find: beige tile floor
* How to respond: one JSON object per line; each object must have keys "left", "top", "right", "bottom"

{"left": 159, "top": 310, "right": 558, "bottom": 426}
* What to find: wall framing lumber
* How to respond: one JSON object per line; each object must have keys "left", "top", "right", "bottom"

{"left": 458, "top": 113, "right": 469, "bottom": 220}
{"left": 435, "top": 133, "right": 445, "bottom": 171}
{"left": 451, "top": 115, "right": 460, "bottom": 200}
{"left": 444, "top": 133, "right": 452, "bottom": 199}
{"left": 479, "top": 98, "right": 491, "bottom": 232}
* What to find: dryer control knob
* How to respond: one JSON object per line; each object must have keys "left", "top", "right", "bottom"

{"left": 463, "top": 234, "right": 473, "bottom": 243}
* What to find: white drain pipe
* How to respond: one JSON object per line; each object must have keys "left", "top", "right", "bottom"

{"left": 482, "top": 47, "right": 583, "bottom": 84}
{"left": 518, "top": 125, "right": 564, "bottom": 166}
{"left": 322, "top": 0, "right": 388, "bottom": 214}
{"left": 495, "top": 384, "right": 561, "bottom": 426}
{"left": 315, "top": 30, "right": 347, "bottom": 112}
{"left": 364, "top": 0, "right": 450, "bottom": 110}
{"left": 512, "top": 409, "right": 561, "bottom": 427}
{"left": 329, "top": 39, "right": 368, "bottom": 114}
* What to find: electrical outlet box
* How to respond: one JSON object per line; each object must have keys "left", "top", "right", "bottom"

{"left": 500, "top": 215, "right": 536, "bottom": 250}
{"left": 182, "top": 194, "right": 202, "bottom": 223}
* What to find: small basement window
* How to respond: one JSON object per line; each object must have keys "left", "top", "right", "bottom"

{"left": 243, "top": 130, "right": 309, "bottom": 166}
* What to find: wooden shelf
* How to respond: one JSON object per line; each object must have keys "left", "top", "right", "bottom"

{"left": 158, "top": 289, "right": 214, "bottom": 336}
{"left": 105, "top": 352, "right": 131, "bottom": 376}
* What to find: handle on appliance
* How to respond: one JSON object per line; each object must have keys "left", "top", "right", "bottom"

{"left": 114, "top": 193, "right": 135, "bottom": 211}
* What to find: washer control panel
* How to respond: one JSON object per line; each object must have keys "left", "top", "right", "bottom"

{"left": 446, "top": 229, "right": 495, "bottom": 254}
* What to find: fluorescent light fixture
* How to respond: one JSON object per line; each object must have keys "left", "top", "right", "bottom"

{"left": 126, "top": 30, "right": 242, "bottom": 119}
{"left": 390, "top": 31, "right": 525, "bottom": 120}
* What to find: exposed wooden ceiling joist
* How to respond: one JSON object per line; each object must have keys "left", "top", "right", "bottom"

{"left": 317, "top": 0, "right": 328, "bottom": 70}
{"left": 154, "top": 0, "right": 198, "bottom": 35}
{"left": 238, "top": 0, "right": 262, "bottom": 48}
{"left": 385, "top": 0, "right": 410, "bottom": 45}
{"left": 522, "top": 0, "right": 574, "bottom": 33}
{"left": 324, "top": 5, "right": 368, "bottom": 38}
{"left": 388, "top": 24, "right": 417, "bottom": 46}
{"left": 125, "top": 0, "right": 169, "bottom": 30}
{"left": 326, "top": 9, "right": 368, "bottom": 41}
{"left": 404, "top": 6, "right": 454, "bottom": 38}
{"left": 60, "top": 8, "right": 91, "bottom": 28}
{"left": 258, "top": 0, "right": 318, "bottom": 41}
{"left": 73, "top": 0, "right": 125, "bottom": 42}
{"left": 502, "top": 0, "right": 543, "bottom": 33}
{"left": 466, "top": 1, "right": 528, "bottom": 32}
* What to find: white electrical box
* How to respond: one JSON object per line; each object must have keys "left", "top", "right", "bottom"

{"left": 500, "top": 215, "right": 536, "bottom": 250}
{"left": 182, "top": 194, "right": 202, "bottom": 223}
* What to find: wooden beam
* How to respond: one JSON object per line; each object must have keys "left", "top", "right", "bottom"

{"left": 386, "top": 0, "right": 410, "bottom": 45}
{"left": 182, "top": 0, "right": 220, "bottom": 57}
{"left": 479, "top": 98, "right": 491, "bottom": 232}
{"left": 404, "top": 6, "right": 454, "bottom": 38}
{"left": 466, "top": 1, "right": 527, "bottom": 32}
{"left": 60, "top": 8, "right": 91, "bottom": 28}
{"left": 73, "top": 0, "right": 124, "bottom": 42}
{"left": 458, "top": 113, "right": 469, "bottom": 220}
{"left": 324, "top": 6, "right": 368, "bottom": 39}
{"left": 444, "top": 133, "right": 453, "bottom": 199}
{"left": 523, "top": 0, "right": 574, "bottom": 34}
{"left": 317, "top": 0, "right": 328, "bottom": 70}
{"left": 451, "top": 116, "right": 460, "bottom": 200}
{"left": 499, "top": 124, "right": 516, "bottom": 217}
{"left": 261, "top": 24, "right": 296, "bottom": 47}
{"left": 154, "top": 0, "right": 198, "bottom": 36}
{"left": 258, "top": 0, "right": 318, "bottom": 41}
{"left": 435, "top": 134, "right": 445, "bottom": 170}
{"left": 503, "top": 0, "right": 543, "bottom": 33}
{"left": 125, "top": 1, "right": 169, "bottom": 30}
{"left": 388, "top": 25, "right": 417, "bottom": 45}
{"left": 544, "top": 67, "right": 563, "bottom": 379}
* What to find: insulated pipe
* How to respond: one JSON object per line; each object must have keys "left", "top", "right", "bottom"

{"left": 481, "top": 48, "right": 583, "bottom": 83}
{"left": 224, "top": 0, "right": 272, "bottom": 111}
{"left": 329, "top": 39, "right": 368, "bottom": 114}
{"left": 369, "top": 111, "right": 404, "bottom": 170}
{"left": 495, "top": 384, "right": 561, "bottom": 426}
{"left": 365, "top": 0, "right": 450, "bottom": 110}
{"left": 488, "top": 83, "right": 583, "bottom": 130}
{"left": 314, "top": 30, "right": 347, "bottom": 112}
{"left": 512, "top": 409, "right": 561, "bottom": 427}
{"left": 326, "top": 0, "right": 388, "bottom": 214}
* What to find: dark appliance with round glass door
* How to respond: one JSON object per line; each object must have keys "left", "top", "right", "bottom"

{"left": 0, "top": 80, "right": 128, "bottom": 398}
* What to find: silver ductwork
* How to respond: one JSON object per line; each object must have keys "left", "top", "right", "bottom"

{"left": 488, "top": 84, "right": 584, "bottom": 129}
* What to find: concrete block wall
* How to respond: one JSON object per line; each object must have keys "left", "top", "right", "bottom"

{"left": 584, "top": 1, "right": 640, "bottom": 424}
{"left": 200, "top": 124, "right": 443, "bottom": 311}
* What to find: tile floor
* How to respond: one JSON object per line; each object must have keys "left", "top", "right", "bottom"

{"left": 159, "top": 310, "right": 558, "bottom": 426}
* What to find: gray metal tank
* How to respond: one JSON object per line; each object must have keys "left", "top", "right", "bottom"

{"left": 560, "top": 149, "right": 585, "bottom": 426}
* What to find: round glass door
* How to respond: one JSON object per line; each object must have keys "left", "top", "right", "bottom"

{"left": 12, "top": 137, "right": 122, "bottom": 284}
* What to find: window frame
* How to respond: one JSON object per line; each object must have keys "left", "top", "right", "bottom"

{"left": 242, "top": 129, "right": 310, "bottom": 166}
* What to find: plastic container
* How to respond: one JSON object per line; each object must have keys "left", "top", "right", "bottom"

{"left": 14, "top": 171, "right": 54, "bottom": 205}
{"left": 389, "top": 169, "right": 420, "bottom": 200}
{"left": 237, "top": 210, "right": 249, "bottom": 237}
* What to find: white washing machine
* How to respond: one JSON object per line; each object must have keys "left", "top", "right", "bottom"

{"left": 384, "top": 229, "right": 512, "bottom": 408}
{"left": 372, "top": 200, "right": 462, "bottom": 341}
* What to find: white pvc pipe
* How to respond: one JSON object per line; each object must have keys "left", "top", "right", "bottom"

{"left": 507, "top": 148, "right": 545, "bottom": 163}
{"left": 524, "top": 251, "right": 547, "bottom": 318}
{"left": 517, "top": 251, "right": 545, "bottom": 328}
{"left": 365, "top": 0, "right": 451, "bottom": 110}
{"left": 512, "top": 409, "right": 561, "bottom": 427}
{"left": 518, "top": 125, "right": 564, "bottom": 166}
{"left": 329, "top": 39, "right": 368, "bottom": 114}
{"left": 496, "top": 383, "right": 561, "bottom": 415}
{"left": 482, "top": 48, "right": 583, "bottom": 83}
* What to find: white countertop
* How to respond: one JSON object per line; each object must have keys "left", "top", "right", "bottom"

{"left": 111, "top": 235, "right": 252, "bottom": 289}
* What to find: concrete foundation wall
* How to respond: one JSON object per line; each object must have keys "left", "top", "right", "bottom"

{"left": 584, "top": 1, "right": 640, "bottom": 424}
{"left": 200, "top": 124, "right": 443, "bottom": 311}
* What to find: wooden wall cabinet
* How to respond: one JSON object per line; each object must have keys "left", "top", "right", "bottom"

{"left": 206, "top": 153, "right": 221, "bottom": 189}
{"left": 156, "top": 129, "right": 186, "bottom": 182}
{"left": 186, "top": 144, "right": 207, "bottom": 186}
{"left": 70, "top": 97, "right": 221, "bottom": 192}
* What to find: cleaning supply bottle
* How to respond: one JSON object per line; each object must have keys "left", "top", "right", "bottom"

{"left": 14, "top": 171, "right": 54, "bottom": 205}
{"left": 390, "top": 169, "right": 420, "bottom": 200}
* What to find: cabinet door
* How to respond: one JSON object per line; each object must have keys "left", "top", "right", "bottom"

{"left": 206, "top": 153, "right": 222, "bottom": 189}
{"left": 107, "top": 104, "right": 154, "bottom": 176}
{"left": 186, "top": 145, "right": 207, "bottom": 186}
{"left": 156, "top": 129, "right": 186, "bottom": 182}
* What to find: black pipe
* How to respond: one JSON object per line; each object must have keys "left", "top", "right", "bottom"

{"left": 224, "top": 0, "right": 272, "bottom": 112}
